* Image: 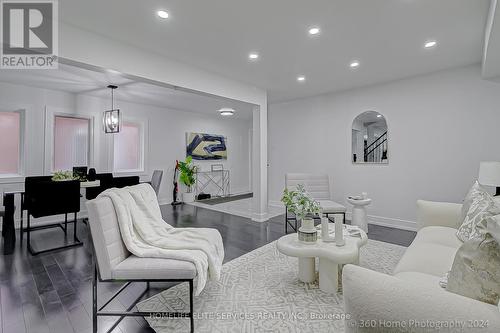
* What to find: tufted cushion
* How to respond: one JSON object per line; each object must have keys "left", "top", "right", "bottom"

{"left": 86, "top": 197, "right": 130, "bottom": 280}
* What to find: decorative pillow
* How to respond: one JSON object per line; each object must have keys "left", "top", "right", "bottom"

{"left": 457, "top": 182, "right": 498, "bottom": 242}
{"left": 447, "top": 234, "right": 500, "bottom": 305}
{"left": 485, "top": 212, "right": 500, "bottom": 245}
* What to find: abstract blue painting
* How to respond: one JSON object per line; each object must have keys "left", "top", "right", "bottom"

{"left": 186, "top": 132, "right": 227, "bottom": 160}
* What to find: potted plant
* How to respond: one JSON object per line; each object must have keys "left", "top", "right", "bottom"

{"left": 282, "top": 184, "right": 321, "bottom": 242}
{"left": 178, "top": 156, "right": 197, "bottom": 203}
{"left": 51, "top": 170, "right": 75, "bottom": 181}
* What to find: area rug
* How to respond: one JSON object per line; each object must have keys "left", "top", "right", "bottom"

{"left": 137, "top": 239, "right": 406, "bottom": 333}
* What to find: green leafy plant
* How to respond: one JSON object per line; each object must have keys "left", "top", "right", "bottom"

{"left": 178, "top": 156, "right": 197, "bottom": 192}
{"left": 51, "top": 170, "right": 75, "bottom": 181}
{"left": 281, "top": 184, "right": 321, "bottom": 220}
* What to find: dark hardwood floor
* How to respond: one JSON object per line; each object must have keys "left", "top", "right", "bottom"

{"left": 0, "top": 204, "right": 416, "bottom": 333}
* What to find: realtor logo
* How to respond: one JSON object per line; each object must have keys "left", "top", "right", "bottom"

{"left": 1, "top": 0, "right": 58, "bottom": 68}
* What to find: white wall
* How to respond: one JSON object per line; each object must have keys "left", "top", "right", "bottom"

{"left": 268, "top": 65, "right": 500, "bottom": 230}
{"left": 60, "top": 23, "right": 268, "bottom": 221}
{"left": 0, "top": 81, "right": 252, "bottom": 226}
{"left": 76, "top": 95, "right": 252, "bottom": 202}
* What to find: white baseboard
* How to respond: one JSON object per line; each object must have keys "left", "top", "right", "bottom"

{"left": 158, "top": 198, "right": 170, "bottom": 206}
{"left": 345, "top": 212, "right": 417, "bottom": 232}
{"left": 252, "top": 212, "right": 269, "bottom": 222}
{"left": 269, "top": 200, "right": 417, "bottom": 232}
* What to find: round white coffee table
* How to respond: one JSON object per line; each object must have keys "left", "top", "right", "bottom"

{"left": 276, "top": 231, "right": 368, "bottom": 293}
{"left": 347, "top": 198, "right": 372, "bottom": 233}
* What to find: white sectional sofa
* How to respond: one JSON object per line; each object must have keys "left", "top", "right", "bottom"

{"left": 343, "top": 200, "right": 500, "bottom": 332}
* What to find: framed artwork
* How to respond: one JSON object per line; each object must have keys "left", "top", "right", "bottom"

{"left": 186, "top": 132, "right": 227, "bottom": 160}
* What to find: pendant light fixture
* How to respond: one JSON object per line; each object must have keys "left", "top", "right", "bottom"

{"left": 103, "top": 85, "right": 120, "bottom": 133}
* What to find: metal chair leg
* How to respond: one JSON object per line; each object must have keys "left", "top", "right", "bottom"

{"left": 74, "top": 212, "right": 77, "bottom": 241}
{"left": 93, "top": 264, "right": 98, "bottom": 333}
{"left": 285, "top": 210, "right": 288, "bottom": 234}
{"left": 189, "top": 280, "right": 194, "bottom": 333}
{"left": 19, "top": 209, "right": 23, "bottom": 243}
{"left": 26, "top": 211, "right": 82, "bottom": 256}
{"left": 27, "top": 214, "right": 31, "bottom": 251}
{"left": 64, "top": 214, "right": 68, "bottom": 234}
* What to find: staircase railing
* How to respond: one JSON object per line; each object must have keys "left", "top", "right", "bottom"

{"left": 364, "top": 131, "right": 387, "bottom": 162}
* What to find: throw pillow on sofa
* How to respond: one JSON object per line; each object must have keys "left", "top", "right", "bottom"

{"left": 447, "top": 234, "right": 500, "bottom": 305}
{"left": 457, "top": 181, "right": 499, "bottom": 242}
{"left": 446, "top": 235, "right": 500, "bottom": 305}
{"left": 460, "top": 181, "right": 483, "bottom": 222}
{"left": 448, "top": 208, "right": 500, "bottom": 305}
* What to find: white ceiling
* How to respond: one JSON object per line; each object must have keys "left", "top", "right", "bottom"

{"left": 59, "top": 0, "right": 491, "bottom": 102}
{"left": 0, "top": 64, "right": 255, "bottom": 119}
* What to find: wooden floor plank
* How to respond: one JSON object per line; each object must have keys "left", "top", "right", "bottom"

{"left": 0, "top": 203, "right": 415, "bottom": 333}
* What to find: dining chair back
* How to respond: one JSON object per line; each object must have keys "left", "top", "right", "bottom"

{"left": 24, "top": 177, "right": 82, "bottom": 255}
{"left": 150, "top": 170, "right": 163, "bottom": 196}
{"left": 86, "top": 173, "right": 114, "bottom": 200}
{"left": 25, "top": 179, "right": 81, "bottom": 218}
{"left": 112, "top": 176, "right": 140, "bottom": 188}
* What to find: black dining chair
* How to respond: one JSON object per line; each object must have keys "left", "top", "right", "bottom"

{"left": 24, "top": 177, "right": 82, "bottom": 255}
{"left": 20, "top": 176, "right": 52, "bottom": 242}
{"left": 85, "top": 173, "right": 114, "bottom": 200}
{"left": 0, "top": 208, "right": 4, "bottom": 237}
{"left": 112, "top": 176, "right": 140, "bottom": 188}
{"left": 150, "top": 170, "right": 163, "bottom": 197}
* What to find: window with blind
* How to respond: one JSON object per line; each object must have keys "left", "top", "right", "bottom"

{"left": 53, "top": 116, "right": 90, "bottom": 171}
{"left": 113, "top": 121, "right": 143, "bottom": 172}
{"left": 0, "top": 111, "right": 21, "bottom": 175}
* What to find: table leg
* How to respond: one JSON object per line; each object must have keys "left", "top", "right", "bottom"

{"left": 319, "top": 258, "right": 339, "bottom": 293}
{"left": 298, "top": 257, "right": 315, "bottom": 283}
{"left": 3, "top": 193, "right": 16, "bottom": 255}
{"left": 352, "top": 206, "right": 368, "bottom": 233}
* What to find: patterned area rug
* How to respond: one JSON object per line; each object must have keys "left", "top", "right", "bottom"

{"left": 137, "top": 239, "right": 406, "bottom": 333}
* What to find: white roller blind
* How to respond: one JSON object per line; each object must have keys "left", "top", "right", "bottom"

{"left": 0, "top": 112, "right": 21, "bottom": 174}
{"left": 53, "top": 116, "right": 89, "bottom": 171}
{"left": 113, "top": 122, "right": 141, "bottom": 171}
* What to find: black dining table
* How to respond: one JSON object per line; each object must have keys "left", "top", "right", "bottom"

{"left": 2, "top": 190, "right": 23, "bottom": 254}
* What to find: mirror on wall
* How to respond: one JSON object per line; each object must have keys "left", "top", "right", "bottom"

{"left": 352, "top": 111, "right": 388, "bottom": 164}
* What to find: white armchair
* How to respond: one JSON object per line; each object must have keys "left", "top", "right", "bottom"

{"left": 285, "top": 173, "right": 346, "bottom": 232}
{"left": 343, "top": 200, "right": 500, "bottom": 333}
{"left": 87, "top": 196, "right": 196, "bottom": 333}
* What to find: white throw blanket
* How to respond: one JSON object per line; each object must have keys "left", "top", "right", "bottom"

{"left": 98, "top": 184, "right": 224, "bottom": 295}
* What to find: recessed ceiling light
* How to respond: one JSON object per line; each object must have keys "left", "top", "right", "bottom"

{"left": 350, "top": 61, "right": 360, "bottom": 68}
{"left": 424, "top": 40, "right": 437, "bottom": 48}
{"left": 297, "top": 76, "right": 306, "bottom": 82}
{"left": 219, "top": 108, "right": 235, "bottom": 116}
{"left": 377, "top": 114, "right": 382, "bottom": 118}
{"left": 248, "top": 53, "right": 259, "bottom": 60}
{"left": 308, "top": 27, "right": 320, "bottom": 35}
{"left": 157, "top": 10, "right": 169, "bottom": 19}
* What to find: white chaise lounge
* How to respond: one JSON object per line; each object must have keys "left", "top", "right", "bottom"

{"left": 343, "top": 200, "right": 500, "bottom": 333}
{"left": 285, "top": 173, "right": 346, "bottom": 232}
{"left": 87, "top": 196, "right": 197, "bottom": 333}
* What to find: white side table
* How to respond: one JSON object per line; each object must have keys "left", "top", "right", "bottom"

{"left": 347, "top": 198, "right": 371, "bottom": 233}
{"left": 276, "top": 231, "right": 368, "bottom": 293}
